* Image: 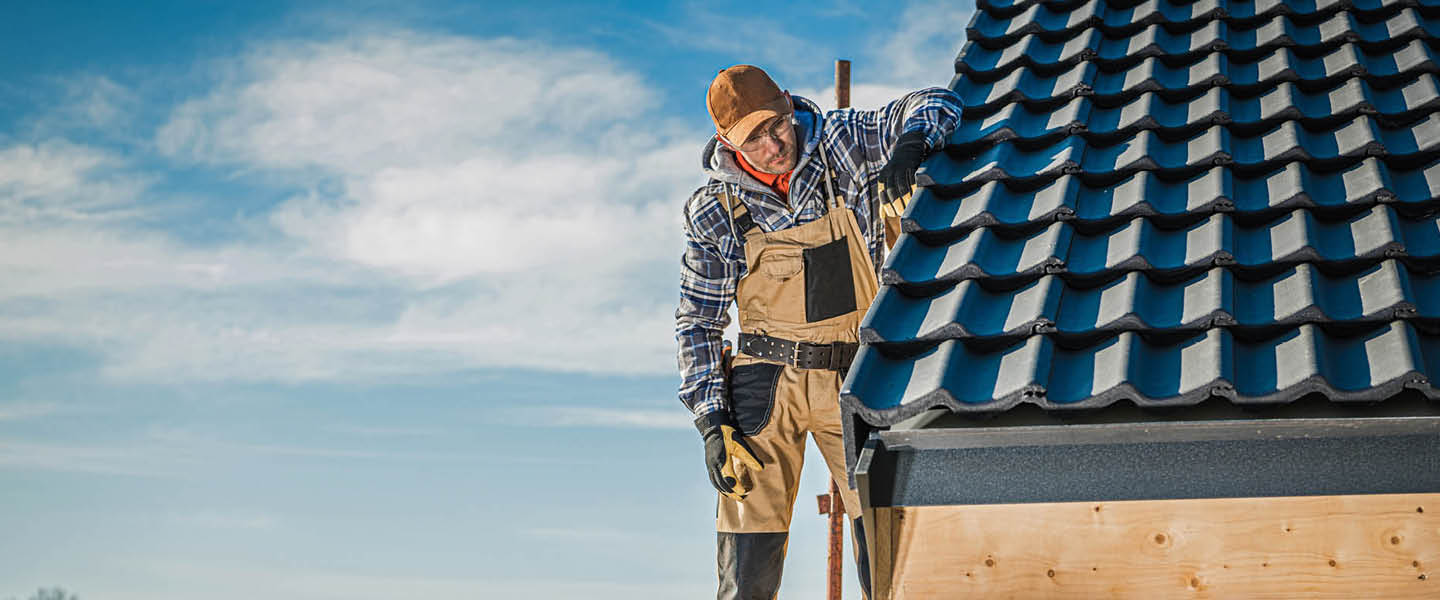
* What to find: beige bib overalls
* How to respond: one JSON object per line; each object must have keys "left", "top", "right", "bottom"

{"left": 715, "top": 156, "right": 878, "bottom": 600}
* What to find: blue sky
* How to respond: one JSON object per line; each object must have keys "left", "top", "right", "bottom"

{"left": 0, "top": 1, "right": 972, "bottom": 598}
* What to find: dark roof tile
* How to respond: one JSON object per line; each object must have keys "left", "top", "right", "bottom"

{"left": 968, "top": 0, "right": 1433, "bottom": 48}
{"left": 861, "top": 259, "right": 1435, "bottom": 347}
{"left": 956, "top": 40, "right": 1440, "bottom": 114}
{"left": 932, "top": 114, "right": 1440, "bottom": 192}
{"left": 884, "top": 205, "right": 1435, "bottom": 291}
{"left": 843, "top": 321, "right": 1439, "bottom": 423}
{"left": 959, "top": 10, "right": 1440, "bottom": 81}
{"left": 949, "top": 75, "right": 1440, "bottom": 152}
{"left": 909, "top": 158, "right": 1440, "bottom": 240}
{"left": 841, "top": 0, "right": 1440, "bottom": 427}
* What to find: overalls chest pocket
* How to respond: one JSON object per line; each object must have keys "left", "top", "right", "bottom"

{"left": 755, "top": 247, "right": 802, "bottom": 282}
{"left": 739, "top": 245, "right": 807, "bottom": 325}
{"left": 741, "top": 235, "right": 858, "bottom": 325}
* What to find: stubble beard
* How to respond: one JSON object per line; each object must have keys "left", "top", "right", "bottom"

{"left": 752, "top": 143, "right": 796, "bottom": 175}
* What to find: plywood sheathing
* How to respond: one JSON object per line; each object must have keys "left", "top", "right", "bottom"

{"left": 876, "top": 493, "right": 1440, "bottom": 599}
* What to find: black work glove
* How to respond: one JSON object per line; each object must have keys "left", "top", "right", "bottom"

{"left": 876, "top": 130, "right": 931, "bottom": 215}
{"left": 697, "top": 413, "right": 765, "bottom": 502}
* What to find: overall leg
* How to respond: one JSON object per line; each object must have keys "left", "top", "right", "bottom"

{"left": 717, "top": 360, "right": 809, "bottom": 600}
{"left": 809, "top": 368, "right": 872, "bottom": 599}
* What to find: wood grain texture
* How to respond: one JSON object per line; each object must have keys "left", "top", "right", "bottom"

{"left": 874, "top": 494, "right": 1440, "bottom": 600}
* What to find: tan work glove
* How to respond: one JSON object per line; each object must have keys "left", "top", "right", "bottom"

{"left": 700, "top": 419, "right": 765, "bottom": 502}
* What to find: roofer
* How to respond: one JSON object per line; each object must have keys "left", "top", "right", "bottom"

{"left": 676, "top": 64, "right": 962, "bottom": 599}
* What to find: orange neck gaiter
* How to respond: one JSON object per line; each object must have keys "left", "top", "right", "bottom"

{"left": 734, "top": 150, "right": 792, "bottom": 202}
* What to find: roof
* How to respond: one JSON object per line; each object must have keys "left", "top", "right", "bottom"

{"left": 840, "top": 0, "right": 1440, "bottom": 428}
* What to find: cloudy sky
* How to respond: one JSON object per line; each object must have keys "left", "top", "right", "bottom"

{"left": 0, "top": 1, "right": 972, "bottom": 598}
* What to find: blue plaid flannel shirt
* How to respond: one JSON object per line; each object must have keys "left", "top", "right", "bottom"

{"left": 675, "top": 89, "right": 964, "bottom": 423}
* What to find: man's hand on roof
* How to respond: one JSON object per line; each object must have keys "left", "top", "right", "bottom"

{"left": 877, "top": 130, "right": 930, "bottom": 215}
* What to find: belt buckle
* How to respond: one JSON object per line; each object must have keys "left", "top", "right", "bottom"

{"left": 790, "top": 341, "right": 803, "bottom": 367}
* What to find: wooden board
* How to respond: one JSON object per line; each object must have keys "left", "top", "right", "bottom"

{"left": 875, "top": 493, "right": 1440, "bottom": 600}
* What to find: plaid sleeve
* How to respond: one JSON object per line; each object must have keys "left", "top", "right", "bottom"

{"left": 845, "top": 87, "right": 965, "bottom": 180}
{"left": 675, "top": 186, "right": 745, "bottom": 420}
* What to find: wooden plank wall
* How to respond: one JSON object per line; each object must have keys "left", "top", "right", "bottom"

{"left": 875, "top": 493, "right": 1440, "bottom": 599}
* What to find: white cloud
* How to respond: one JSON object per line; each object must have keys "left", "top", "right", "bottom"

{"left": 793, "top": 2, "right": 973, "bottom": 111}
{"left": 65, "top": 76, "right": 142, "bottom": 129}
{"left": 10, "top": 75, "right": 148, "bottom": 145}
{"left": 157, "top": 33, "right": 659, "bottom": 174}
{"left": 792, "top": 82, "right": 925, "bottom": 112}
{"left": 2, "top": 29, "right": 702, "bottom": 382}
{"left": 108, "top": 557, "right": 709, "bottom": 600}
{"left": 874, "top": 2, "right": 974, "bottom": 89}
{"left": 153, "top": 30, "right": 694, "bottom": 375}
{"left": 0, "top": 223, "right": 351, "bottom": 296}
{"left": 158, "top": 32, "right": 699, "bottom": 284}
{"left": 0, "top": 426, "right": 574, "bottom": 479}
{"left": 0, "top": 1, "right": 972, "bottom": 385}
{"left": 0, "top": 139, "right": 154, "bottom": 222}
{"left": 645, "top": 11, "right": 829, "bottom": 78}
{"left": 522, "top": 526, "right": 636, "bottom": 540}
{"left": 0, "top": 402, "right": 61, "bottom": 422}
{"left": 0, "top": 439, "right": 186, "bottom": 478}
{"left": 174, "top": 510, "right": 278, "bottom": 531}
{"left": 323, "top": 424, "right": 443, "bottom": 437}
{"left": 503, "top": 406, "right": 693, "bottom": 430}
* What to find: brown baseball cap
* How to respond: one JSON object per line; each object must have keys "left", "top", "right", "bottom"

{"left": 707, "top": 65, "right": 792, "bottom": 146}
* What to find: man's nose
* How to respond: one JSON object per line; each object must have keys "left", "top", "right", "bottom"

{"left": 760, "top": 133, "right": 783, "bottom": 153}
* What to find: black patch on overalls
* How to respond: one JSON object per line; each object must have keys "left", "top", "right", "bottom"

{"left": 803, "top": 236, "right": 857, "bottom": 322}
{"left": 728, "top": 362, "right": 782, "bottom": 436}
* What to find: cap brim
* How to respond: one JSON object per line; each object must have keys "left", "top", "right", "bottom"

{"left": 720, "top": 96, "right": 793, "bottom": 146}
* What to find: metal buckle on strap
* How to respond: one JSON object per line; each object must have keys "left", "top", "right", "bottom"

{"left": 740, "top": 333, "right": 854, "bottom": 370}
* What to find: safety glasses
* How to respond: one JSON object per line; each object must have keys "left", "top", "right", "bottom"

{"left": 729, "top": 116, "right": 794, "bottom": 154}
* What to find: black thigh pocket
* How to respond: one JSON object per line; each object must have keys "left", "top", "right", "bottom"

{"left": 728, "top": 362, "right": 782, "bottom": 436}
{"left": 804, "top": 237, "right": 857, "bottom": 322}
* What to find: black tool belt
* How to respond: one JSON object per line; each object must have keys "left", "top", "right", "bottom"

{"left": 737, "top": 332, "right": 859, "bottom": 371}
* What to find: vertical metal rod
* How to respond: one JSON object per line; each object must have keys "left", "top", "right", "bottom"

{"left": 826, "top": 59, "right": 852, "bottom": 600}
{"left": 826, "top": 480, "right": 845, "bottom": 600}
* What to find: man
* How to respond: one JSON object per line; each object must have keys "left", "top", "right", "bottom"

{"left": 675, "top": 64, "right": 962, "bottom": 599}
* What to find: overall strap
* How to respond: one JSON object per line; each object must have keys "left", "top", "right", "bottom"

{"left": 720, "top": 186, "right": 757, "bottom": 238}
{"left": 814, "top": 142, "right": 842, "bottom": 211}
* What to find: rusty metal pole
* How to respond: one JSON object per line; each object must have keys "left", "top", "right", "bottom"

{"left": 818, "top": 58, "right": 853, "bottom": 600}
{"left": 824, "top": 480, "right": 845, "bottom": 600}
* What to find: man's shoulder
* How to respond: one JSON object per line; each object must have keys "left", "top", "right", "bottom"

{"left": 683, "top": 180, "right": 735, "bottom": 237}
{"left": 685, "top": 180, "right": 729, "bottom": 213}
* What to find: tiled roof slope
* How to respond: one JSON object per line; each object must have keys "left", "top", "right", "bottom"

{"left": 840, "top": 0, "right": 1440, "bottom": 426}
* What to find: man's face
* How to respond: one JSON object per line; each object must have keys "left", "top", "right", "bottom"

{"left": 733, "top": 115, "right": 797, "bottom": 175}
